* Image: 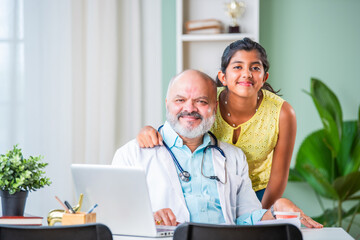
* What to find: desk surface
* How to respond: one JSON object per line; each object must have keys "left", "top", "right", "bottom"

{"left": 300, "top": 227, "right": 354, "bottom": 240}
{"left": 112, "top": 227, "right": 354, "bottom": 240}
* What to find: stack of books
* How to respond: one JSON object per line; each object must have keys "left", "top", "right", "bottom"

{"left": 185, "top": 19, "right": 222, "bottom": 34}
{"left": 0, "top": 214, "right": 43, "bottom": 226}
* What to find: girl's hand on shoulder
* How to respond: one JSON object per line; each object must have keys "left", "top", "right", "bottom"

{"left": 136, "top": 126, "right": 163, "bottom": 148}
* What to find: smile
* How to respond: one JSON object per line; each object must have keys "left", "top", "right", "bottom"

{"left": 237, "top": 81, "right": 254, "bottom": 86}
{"left": 180, "top": 116, "right": 201, "bottom": 121}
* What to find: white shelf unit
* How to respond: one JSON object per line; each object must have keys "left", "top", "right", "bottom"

{"left": 176, "top": 0, "right": 259, "bottom": 79}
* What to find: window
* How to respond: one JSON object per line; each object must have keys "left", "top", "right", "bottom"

{"left": 0, "top": 0, "right": 24, "bottom": 149}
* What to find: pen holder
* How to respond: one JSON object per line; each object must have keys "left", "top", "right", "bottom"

{"left": 62, "top": 212, "right": 96, "bottom": 225}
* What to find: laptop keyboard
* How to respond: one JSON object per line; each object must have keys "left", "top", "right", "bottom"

{"left": 156, "top": 225, "right": 176, "bottom": 236}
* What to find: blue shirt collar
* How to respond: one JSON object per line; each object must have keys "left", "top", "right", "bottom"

{"left": 161, "top": 121, "right": 211, "bottom": 150}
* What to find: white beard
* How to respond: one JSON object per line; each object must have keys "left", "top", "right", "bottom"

{"left": 166, "top": 109, "right": 215, "bottom": 139}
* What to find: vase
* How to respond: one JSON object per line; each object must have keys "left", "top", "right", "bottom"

{"left": 0, "top": 190, "right": 28, "bottom": 216}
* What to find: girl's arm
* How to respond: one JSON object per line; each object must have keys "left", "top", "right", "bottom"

{"left": 261, "top": 101, "right": 297, "bottom": 209}
{"left": 136, "top": 126, "right": 163, "bottom": 148}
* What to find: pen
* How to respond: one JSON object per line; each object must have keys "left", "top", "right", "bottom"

{"left": 86, "top": 203, "right": 98, "bottom": 214}
{"left": 64, "top": 200, "right": 75, "bottom": 213}
{"left": 54, "top": 196, "right": 70, "bottom": 213}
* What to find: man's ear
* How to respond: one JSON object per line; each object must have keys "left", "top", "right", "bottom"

{"left": 217, "top": 71, "right": 227, "bottom": 86}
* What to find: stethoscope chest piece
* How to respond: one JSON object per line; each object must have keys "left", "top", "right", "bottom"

{"left": 179, "top": 171, "right": 191, "bottom": 182}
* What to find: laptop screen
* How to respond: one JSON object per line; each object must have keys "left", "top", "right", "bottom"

{"left": 71, "top": 164, "right": 162, "bottom": 236}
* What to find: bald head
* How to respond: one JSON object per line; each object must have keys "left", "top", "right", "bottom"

{"left": 166, "top": 69, "right": 217, "bottom": 103}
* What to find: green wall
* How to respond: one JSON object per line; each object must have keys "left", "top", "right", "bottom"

{"left": 260, "top": 0, "right": 360, "bottom": 236}
{"left": 161, "top": 0, "right": 177, "bottom": 113}
{"left": 162, "top": 0, "right": 360, "bottom": 235}
{"left": 260, "top": 0, "right": 360, "bottom": 164}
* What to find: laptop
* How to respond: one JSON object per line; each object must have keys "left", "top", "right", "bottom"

{"left": 71, "top": 164, "right": 176, "bottom": 237}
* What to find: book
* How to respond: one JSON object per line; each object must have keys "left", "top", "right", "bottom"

{"left": 187, "top": 28, "right": 221, "bottom": 34}
{"left": 0, "top": 214, "right": 43, "bottom": 226}
{"left": 185, "top": 19, "right": 222, "bottom": 34}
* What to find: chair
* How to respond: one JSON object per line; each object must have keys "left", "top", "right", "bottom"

{"left": 173, "top": 222, "right": 302, "bottom": 240}
{"left": 0, "top": 223, "right": 112, "bottom": 240}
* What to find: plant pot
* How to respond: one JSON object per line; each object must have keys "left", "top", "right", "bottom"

{"left": 0, "top": 190, "right": 28, "bottom": 216}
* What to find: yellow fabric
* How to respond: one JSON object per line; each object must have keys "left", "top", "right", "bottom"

{"left": 211, "top": 87, "right": 284, "bottom": 191}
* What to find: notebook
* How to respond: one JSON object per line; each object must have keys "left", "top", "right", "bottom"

{"left": 71, "top": 164, "right": 176, "bottom": 237}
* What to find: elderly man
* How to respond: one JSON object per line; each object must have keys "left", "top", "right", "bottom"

{"left": 112, "top": 69, "right": 322, "bottom": 228}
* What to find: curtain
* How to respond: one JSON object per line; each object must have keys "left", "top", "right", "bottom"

{"left": 2, "top": 0, "right": 163, "bottom": 219}
{"left": 72, "top": 0, "right": 118, "bottom": 165}
{"left": 116, "top": 0, "right": 163, "bottom": 146}
{"left": 22, "top": 0, "right": 74, "bottom": 217}
{"left": 20, "top": 0, "right": 118, "bottom": 218}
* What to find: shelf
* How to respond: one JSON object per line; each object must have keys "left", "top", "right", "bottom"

{"left": 176, "top": 0, "right": 259, "bottom": 74}
{"left": 181, "top": 33, "right": 256, "bottom": 42}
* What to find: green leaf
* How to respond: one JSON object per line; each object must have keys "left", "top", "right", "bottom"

{"left": 312, "top": 208, "right": 339, "bottom": 227}
{"left": 303, "top": 164, "right": 339, "bottom": 199}
{"left": 349, "top": 107, "right": 360, "bottom": 172}
{"left": 358, "top": 105, "right": 360, "bottom": 130}
{"left": 288, "top": 168, "right": 305, "bottom": 182}
{"left": 296, "top": 130, "right": 333, "bottom": 182}
{"left": 332, "top": 172, "right": 360, "bottom": 200}
{"left": 310, "top": 78, "right": 343, "bottom": 155}
{"left": 313, "top": 102, "right": 341, "bottom": 155}
{"left": 295, "top": 130, "right": 340, "bottom": 198}
{"left": 337, "top": 121, "right": 360, "bottom": 175}
{"left": 347, "top": 195, "right": 360, "bottom": 200}
{"left": 313, "top": 204, "right": 360, "bottom": 227}
{"left": 343, "top": 203, "right": 360, "bottom": 219}
{"left": 311, "top": 78, "right": 343, "bottom": 131}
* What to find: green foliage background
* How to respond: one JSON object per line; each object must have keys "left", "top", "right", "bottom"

{"left": 290, "top": 79, "right": 360, "bottom": 231}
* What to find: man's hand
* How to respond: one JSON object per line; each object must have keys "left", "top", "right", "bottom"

{"left": 136, "top": 126, "right": 163, "bottom": 148}
{"left": 153, "top": 208, "right": 178, "bottom": 226}
{"left": 272, "top": 198, "right": 323, "bottom": 228}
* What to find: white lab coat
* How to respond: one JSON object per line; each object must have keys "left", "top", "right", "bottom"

{"left": 112, "top": 139, "right": 262, "bottom": 225}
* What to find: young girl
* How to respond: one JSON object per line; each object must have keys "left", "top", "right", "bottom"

{"left": 137, "top": 38, "right": 296, "bottom": 209}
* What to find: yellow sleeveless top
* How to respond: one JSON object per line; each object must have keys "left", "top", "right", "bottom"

{"left": 211, "top": 87, "right": 284, "bottom": 191}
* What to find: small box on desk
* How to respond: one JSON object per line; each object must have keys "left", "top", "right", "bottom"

{"left": 62, "top": 212, "right": 96, "bottom": 225}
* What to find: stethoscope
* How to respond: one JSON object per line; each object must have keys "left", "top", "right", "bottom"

{"left": 158, "top": 125, "right": 227, "bottom": 184}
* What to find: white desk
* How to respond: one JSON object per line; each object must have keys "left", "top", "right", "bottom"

{"left": 113, "top": 227, "right": 354, "bottom": 240}
{"left": 301, "top": 227, "right": 354, "bottom": 240}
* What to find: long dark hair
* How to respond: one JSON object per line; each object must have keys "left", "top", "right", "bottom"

{"left": 216, "top": 38, "right": 280, "bottom": 95}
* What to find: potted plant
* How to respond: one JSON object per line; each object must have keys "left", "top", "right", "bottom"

{"left": 289, "top": 78, "right": 360, "bottom": 233}
{"left": 0, "top": 145, "right": 51, "bottom": 216}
